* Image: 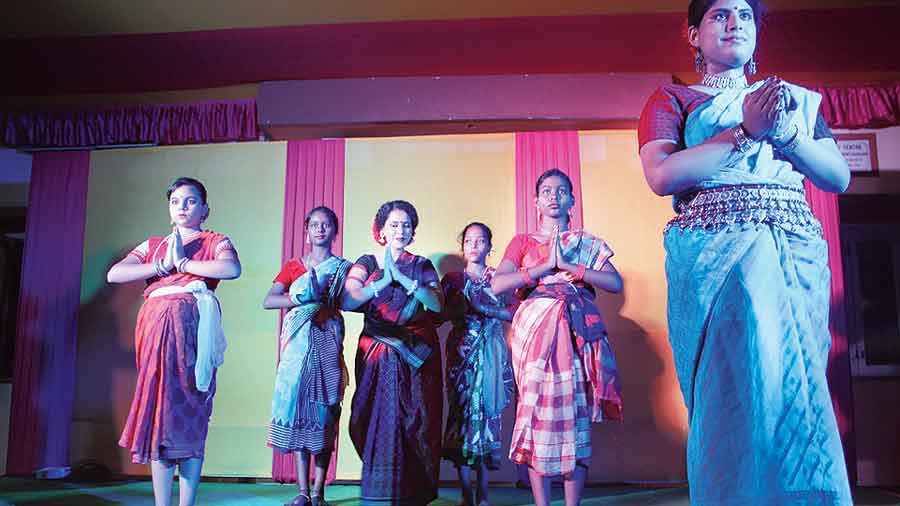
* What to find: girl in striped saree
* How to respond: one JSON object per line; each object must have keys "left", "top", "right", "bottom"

{"left": 263, "top": 206, "right": 351, "bottom": 506}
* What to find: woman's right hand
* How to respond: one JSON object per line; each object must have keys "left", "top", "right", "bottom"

{"left": 308, "top": 267, "right": 321, "bottom": 297}
{"left": 380, "top": 247, "right": 395, "bottom": 288}
{"left": 742, "top": 77, "right": 783, "bottom": 140}
{"left": 543, "top": 227, "right": 559, "bottom": 272}
{"left": 162, "top": 232, "right": 176, "bottom": 271}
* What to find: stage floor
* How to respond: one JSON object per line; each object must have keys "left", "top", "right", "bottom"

{"left": 0, "top": 479, "right": 898, "bottom": 505}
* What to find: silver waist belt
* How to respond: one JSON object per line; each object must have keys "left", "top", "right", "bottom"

{"left": 665, "top": 184, "right": 822, "bottom": 234}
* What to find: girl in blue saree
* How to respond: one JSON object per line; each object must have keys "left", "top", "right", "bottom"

{"left": 263, "top": 207, "right": 351, "bottom": 506}
{"left": 637, "top": 1, "right": 852, "bottom": 504}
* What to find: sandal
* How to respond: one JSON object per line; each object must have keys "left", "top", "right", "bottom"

{"left": 310, "top": 492, "right": 330, "bottom": 506}
{"left": 284, "top": 491, "right": 310, "bottom": 506}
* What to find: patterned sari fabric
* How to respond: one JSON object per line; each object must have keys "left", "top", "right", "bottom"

{"left": 268, "top": 256, "right": 352, "bottom": 455}
{"left": 441, "top": 268, "right": 515, "bottom": 469}
{"left": 639, "top": 83, "right": 852, "bottom": 505}
{"left": 118, "top": 230, "right": 236, "bottom": 464}
{"left": 503, "top": 231, "right": 623, "bottom": 477}
{"left": 348, "top": 252, "right": 443, "bottom": 506}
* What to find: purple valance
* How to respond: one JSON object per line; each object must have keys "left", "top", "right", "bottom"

{"left": 2, "top": 100, "right": 258, "bottom": 148}
{"left": 811, "top": 82, "right": 900, "bottom": 130}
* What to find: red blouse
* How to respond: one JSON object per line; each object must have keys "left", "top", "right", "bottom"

{"left": 273, "top": 258, "right": 308, "bottom": 287}
{"left": 637, "top": 83, "right": 835, "bottom": 151}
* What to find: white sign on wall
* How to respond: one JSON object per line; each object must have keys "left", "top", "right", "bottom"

{"left": 836, "top": 133, "right": 879, "bottom": 176}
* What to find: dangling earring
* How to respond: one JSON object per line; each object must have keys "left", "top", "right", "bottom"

{"left": 695, "top": 49, "right": 705, "bottom": 73}
{"left": 305, "top": 234, "right": 311, "bottom": 244}
{"left": 746, "top": 55, "right": 758, "bottom": 76}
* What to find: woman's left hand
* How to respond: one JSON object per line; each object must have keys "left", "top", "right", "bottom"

{"left": 384, "top": 248, "right": 401, "bottom": 281}
{"left": 308, "top": 267, "right": 321, "bottom": 297}
{"left": 388, "top": 250, "right": 415, "bottom": 291}
{"left": 172, "top": 226, "right": 185, "bottom": 263}
{"left": 554, "top": 235, "right": 574, "bottom": 272}
{"left": 769, "top": 86, "right": 798, "bottom": 143}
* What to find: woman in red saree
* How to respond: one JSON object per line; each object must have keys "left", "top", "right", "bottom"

{"left": 107, "top": 177, "right": 241, "bottom": 506}
{"left": 491, "top": 169, "right": 623, "bottom": 506}
{"left": 343, "top": 200, "right": 443, "bottom": 506}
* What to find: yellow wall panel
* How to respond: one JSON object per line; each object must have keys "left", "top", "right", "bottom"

{"left": 78, "top": 142, "right": 286, "bottom": 477}
{"left": 579, "top": 130, "right": 687, "bottom": 481}
{"left": 340, "top": 133, "right": 516, "bottom": 480}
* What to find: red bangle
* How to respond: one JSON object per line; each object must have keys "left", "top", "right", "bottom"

{"left": 519, "top": 267, "right": 535, "bottom": 286}
{"left": 574, "top": 264, "right": 586, "bottom": 282}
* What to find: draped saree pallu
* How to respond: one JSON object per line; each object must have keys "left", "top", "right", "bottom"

{"left": 268, "top": 256, "right": 352, "bottom": 455}
{"left": 504, "top": 231, "right": 623, "bottom": 477}
{"left": 639, "top": 82, "right": 852, "bottom": 505}
{"left": 348, "top": 253, "right": 443, "bottom": 506}
{"left": 441, "top": 268, "right": 515, "bottom": 470}
{"left": 119, "top": 231, "right": 235, "bottom": 464}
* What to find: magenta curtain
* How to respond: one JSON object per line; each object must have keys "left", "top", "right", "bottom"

{"left": 7, "top": 151, "right": 90, "bottom": 475}
{"left": 272, "top": 139, "right": 346, "bottom": 483}
{"left": 803, "top": 179, "right": 857, "bottom": 484}
{"left": 1, "top": 100, "right": 258, "bottom": 148}
{"left": 812, "top": 82, "right": 900, "bottom": 129}
{"left": 512, "top": 131, "right": 585, "bottom": 486}
{"left": 514, "top": 131, "right": 584, "bottom": 234}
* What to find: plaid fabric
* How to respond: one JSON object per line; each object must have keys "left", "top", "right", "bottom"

{"left": 505, "top": 230, "right": 622, "bottom": 476}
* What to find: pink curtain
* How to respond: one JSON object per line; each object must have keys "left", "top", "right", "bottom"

{"left": 812, "top": 82, "right": 900, "bottom": 129}
{"left": 512, "top": 131, "right": 585, "bottom": 486}
{"left": 272, "top": 139, "right": 346, "bottom": 483}
{"left": 514, "top": 131, "right": 584, "bottom": 234}
{"left": 7, "top": 152, "right": 90, "bottom": 475}
{"left": 2, "top": 100, "right": 258, "bottom": 148}
{"left": 803, "top": 179, "right": 857, "bottom": 484}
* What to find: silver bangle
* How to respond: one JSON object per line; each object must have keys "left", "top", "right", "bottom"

{"left": 775, "top": 127, "right": 804, "bottom": 155}
{"left": 176, "top": 257, "right": 190, "bottom": 273}
{"left": 732, "top": 124, "right": 756, "bottom": 153}
{"left": 770, "top": 123, "right": 798, "bottom": 148}
{"left": 405, "top": 279, "right": 419, "bottom": 296}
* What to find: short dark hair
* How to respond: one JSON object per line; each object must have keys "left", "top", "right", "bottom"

{"left": 458, "top": 222, "right": 493, "bottom": 251}
{"left": 166, "top": 177, "right": 208, "bottom": 204}
{"left": 305, "top": 206, "right": 340, "bottom": 234}
{"left": 688, "top": 0, "right": 766, "bottom": 31}
{"left": 535, "top": 168, "right": 573, "bottom": 197}
{"left": 372, "top": 200, "right": 419, "bottom": 245}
